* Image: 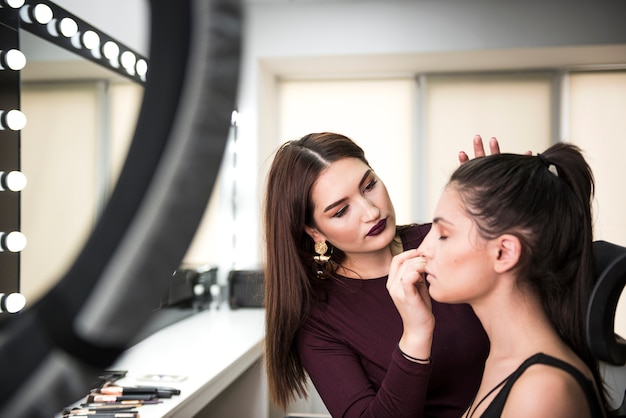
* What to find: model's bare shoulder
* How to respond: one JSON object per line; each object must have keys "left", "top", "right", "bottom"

{"left": 501, "top": 364, "right": 593, "bottom": 418}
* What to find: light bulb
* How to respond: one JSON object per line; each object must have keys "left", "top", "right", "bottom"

{"left": 1, "top": 0, "right": 25, "bottom": 8}
{"left": 0, "top": 49, "right": 26, "bottom": 71}
{"left": 0, "top": 293, "right": 26, "bottom": 314}
{"left": 45, "top": 19, "right": 60, "bottom": 37}
{"left": 0, "top": 109, "right": 27, "bottom": 131}
{"left": 58, "top": 17, "right": 78, "bottom": 37}
{"left": 82, "top": 30, "right": 100, "bottom": 50}
{"left": 136, "top": 59, "right": 148, "bottom": 77}
{"left": 0, "top": 171, "right": 27, "bottom": 192}
{"left": 0, "top": 231, "right": 27, "bottom": 252}
{"left": 120, "top": 50, "right": 136, "bottom": 71}
{"left": 102, "top": 41, "right": 119, "bottom": 60}
{"left": 32, "top": 3, "right": 53, "bottom": 25}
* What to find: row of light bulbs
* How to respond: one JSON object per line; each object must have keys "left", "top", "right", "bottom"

{"left": 0, "top": 99, "right": 27, "bottom": 313}
{"left": 1, "top": 0, "right": 148, "bottom": 80}
{"left": 1, "top": 0, "right": 36, "bottom": 314}
{"left": 0, "top": 10, "right": 29, "bottom": 259}
{"left": 0, "top": 45, "right": 29, "bottom": 199}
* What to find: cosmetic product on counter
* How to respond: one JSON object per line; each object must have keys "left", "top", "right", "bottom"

{"left": 56, "top": 372, "right": 182, "bottom": 418}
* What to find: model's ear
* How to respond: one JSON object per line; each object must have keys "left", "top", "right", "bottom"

{"left": 494, "top": 234, "right": 521, "bottom": 273}
{"left": 304, "top": 225, "right": 325, "bottom": 243}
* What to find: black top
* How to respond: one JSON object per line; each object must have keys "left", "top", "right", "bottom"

{"left": 479, "top": 353, "right": 605, "bottom": 417}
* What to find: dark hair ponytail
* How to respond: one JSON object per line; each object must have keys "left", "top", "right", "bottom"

{"left": 538, "top": 143, "right": 595, "bottom": 366}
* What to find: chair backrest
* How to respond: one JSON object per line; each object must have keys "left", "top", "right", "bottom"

{"left": 587, "top": 240, "right": 626, "bottom": 415}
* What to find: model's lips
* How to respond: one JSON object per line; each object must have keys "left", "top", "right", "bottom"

{"left": 366, "top": 218, "right": 387, "bottom": 236}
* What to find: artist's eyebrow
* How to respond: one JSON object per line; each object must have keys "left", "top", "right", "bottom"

{"left": 323, "top": 169, "right": 372, "bottom": 213}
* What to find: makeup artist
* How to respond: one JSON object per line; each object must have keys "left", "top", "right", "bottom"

{"left": 263, "top": 132, "right": 494, "bottom": 417}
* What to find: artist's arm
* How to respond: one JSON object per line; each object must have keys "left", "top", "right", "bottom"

{"left": 298, "top": 325, "right": 431, "bottom": 418}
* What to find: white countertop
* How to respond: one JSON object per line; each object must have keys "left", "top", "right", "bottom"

{"left": 68, "top": 308, "right": 266, "bottom": 417}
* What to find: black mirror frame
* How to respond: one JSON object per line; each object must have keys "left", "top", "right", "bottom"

{"left": 0, "top": 0, "right": 242, "bottom": 416}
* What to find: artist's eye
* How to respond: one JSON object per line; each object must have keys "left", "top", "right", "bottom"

{"left": 333, "top": 206, "right": 348, "bottom": 218}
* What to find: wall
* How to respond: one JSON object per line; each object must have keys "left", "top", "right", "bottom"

{"left": 240, "top": 0, "right": 626, "bottom": 266}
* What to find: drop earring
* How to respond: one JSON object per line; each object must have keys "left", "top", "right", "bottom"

{"left": 314, "top": 241, "right": 330, "bottom": 263}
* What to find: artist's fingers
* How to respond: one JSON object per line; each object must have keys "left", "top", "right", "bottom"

{"left": 399, "top": 255, "right": 427, "bottom": 289}
{"left": 387, "top": 249, "right": 419, "bottom": 289}
{"left": 459, "top": 134, "right": 485, "bottom": 164}
{"left": 488, "top": 136, "right": 501, "bottom": 155}
{"left": 472, "top": 134, "right": 487, "bottom": 158}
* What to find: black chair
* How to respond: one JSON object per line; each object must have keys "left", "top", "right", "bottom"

{"left": 588, "top": 240, "right": 626, "bottom": 416}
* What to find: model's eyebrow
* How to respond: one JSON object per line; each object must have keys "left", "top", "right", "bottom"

{"left": 323, "top": 169, "right": 372, "bottom": 213}
{"left": 358, "top": 169, "right": 372, "bottom": 189}
{"left": 432, "top": 216, "right": 454, "bottom": 226}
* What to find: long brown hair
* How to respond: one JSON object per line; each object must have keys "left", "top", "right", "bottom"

{"left": 263, "top": 132, "right": 370, "bottom": 409}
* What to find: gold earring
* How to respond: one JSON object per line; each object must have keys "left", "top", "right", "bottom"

{"left": 314, "top": 241, "right": 330, "bottom": 263}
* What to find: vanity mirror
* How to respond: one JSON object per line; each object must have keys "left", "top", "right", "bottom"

{"left": 19, "top": 32, "right": 146, "bottom": 306}
{"left": 0, "top": 0, "right": 242, "bottom": 416}
{"left": 1, "top": 0, "right": 149, "bottom": 310}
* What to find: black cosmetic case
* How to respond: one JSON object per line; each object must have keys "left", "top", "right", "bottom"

{"left": 228, "top": 269, "right": 265, "bottom": 308}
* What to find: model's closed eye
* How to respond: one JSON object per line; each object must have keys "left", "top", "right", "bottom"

{"left": 363, "top": 178, "right": 378, "bottom": 192}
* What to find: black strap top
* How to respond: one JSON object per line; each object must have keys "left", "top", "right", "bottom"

{"left": 478, "top": 353, "right": 605, "bottom": 417}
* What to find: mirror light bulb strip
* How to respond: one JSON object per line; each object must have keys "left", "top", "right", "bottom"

{"left": 0, "top": 293, "right": 26, "bottom": 314}
{"left": 0, "top": 231, "right": 27, "bottom": 253}
{"left": 0, "top": 171, "right": 27, "bottom": 192}
{"left": 0, "top": 109, "right": 27, "bottom": 131}
{"left": 17, "top": 0, "right": 148, "bottom": 85}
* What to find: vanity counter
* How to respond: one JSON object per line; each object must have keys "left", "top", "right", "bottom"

{"left": 73, "top": 308, "right": 267, "bottom": 417}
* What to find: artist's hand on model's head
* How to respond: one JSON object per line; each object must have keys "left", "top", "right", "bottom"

{"left": 458, "top": 134, "right": 501, "bottom": 164}
{"left": 458, "top": 134, "right": 532, "bottom": 164}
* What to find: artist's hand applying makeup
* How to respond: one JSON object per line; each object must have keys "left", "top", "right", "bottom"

{"left": 387, "top": 249, "right": 433, "bottom": 362}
